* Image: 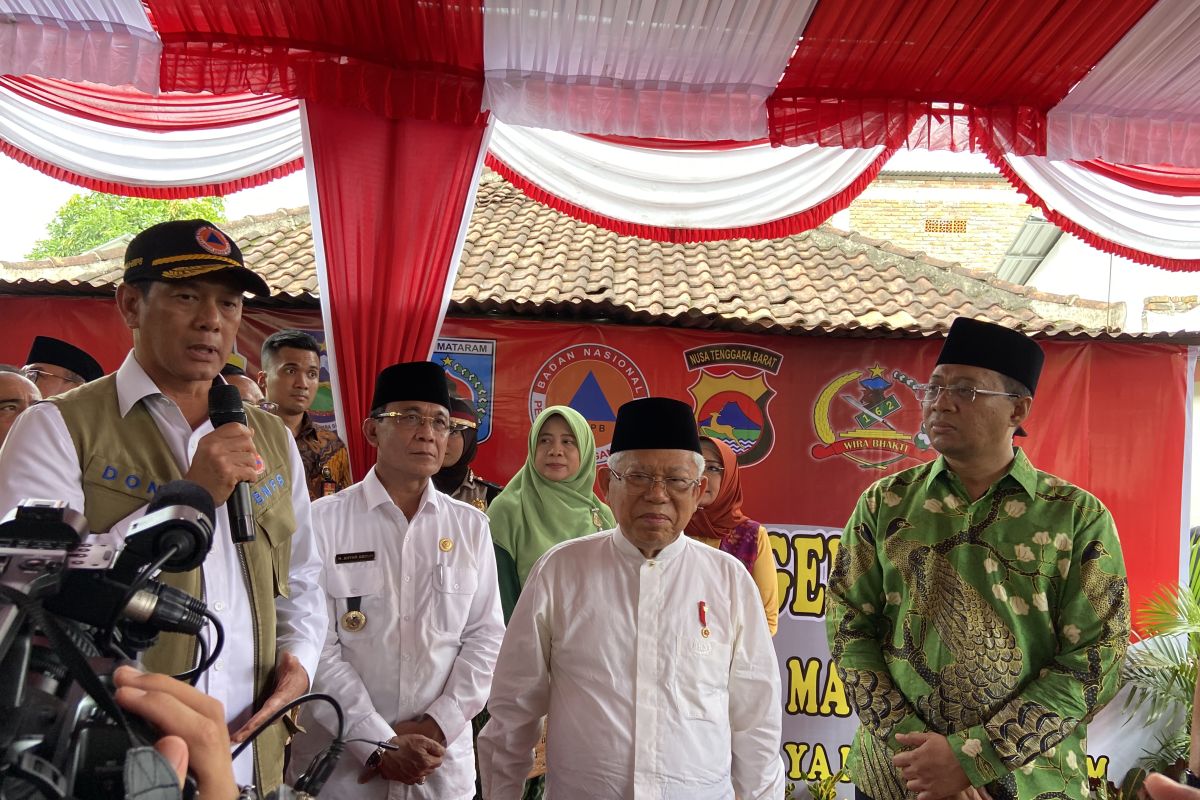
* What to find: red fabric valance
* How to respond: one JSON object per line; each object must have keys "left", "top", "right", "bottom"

{"left": 767, "top": 0, "right": 1157, "bottom": 153}
{"left": 305, "top": 101, "right": 489, "bottom": 477}
{"left": 148, "top": 0, "right": 487, "bottom": 125}
{"left": 0, "top": 76, "right": 297, "bottom": 132}
{"left": 1074, "top": 160, "right": 1200, "bottom": 197}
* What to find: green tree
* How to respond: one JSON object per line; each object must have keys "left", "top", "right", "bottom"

{"left": 26, "top": 194, "right": 226, "bottom": 259}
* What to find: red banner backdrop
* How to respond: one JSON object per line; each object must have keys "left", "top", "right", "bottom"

{"left": 1, "top": 298, "right": 1189, "bottom": 788}
{"left": 0, "top": 299, "right": 1186, "bottom": 614}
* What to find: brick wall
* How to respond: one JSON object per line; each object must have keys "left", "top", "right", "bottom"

{"left": 842, "top": 174, "right": 1035, "bottom": 271}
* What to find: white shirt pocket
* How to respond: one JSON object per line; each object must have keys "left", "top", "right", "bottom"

{"left": 674, "top": 633, "right": 732, "bottom": 722}
{"left": 324, "top": 563, "right": 383, "bottom": 644}
{"left": 432, "top": 564, "right": 478, "bottom": 635}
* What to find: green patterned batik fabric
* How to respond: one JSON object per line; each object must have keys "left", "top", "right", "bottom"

{"left": 826, "top": 448, "right": 1130, "bottom": 800}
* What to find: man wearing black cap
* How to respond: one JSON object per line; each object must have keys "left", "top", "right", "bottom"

{"left": 23, "top": 334, "right": 104, "bottom": 396}
{"left": 826, "top": 317, "right": 1129, "bottom": 800}
{"left": 479, "top": 396, "right": 784, "bottom": 800}
{"left": 0, "top": 219, "right": 326, "bottom": 794}
{"left": 289, "top": 361, "right": 504, "bottom": 799}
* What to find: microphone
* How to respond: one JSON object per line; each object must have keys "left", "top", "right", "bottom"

{"left": 112, "top": 480, "right": 216, "bottom": 581}
{"left": 208, "top": 383, "right": 256, "bottom": 544}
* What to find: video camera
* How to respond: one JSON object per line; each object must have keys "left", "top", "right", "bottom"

{"left": 0, "top": 483, "right": 365, "bottom": 800}
{"left": 0, "top": 481, "right": 221, "bottom": 800}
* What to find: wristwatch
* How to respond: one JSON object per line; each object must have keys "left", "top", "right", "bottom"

{"left": 365, "top": 744, "right": 387, "bottom": 771}
{"left": 1184, "top": 768, "right": 1200, "bottom": 788}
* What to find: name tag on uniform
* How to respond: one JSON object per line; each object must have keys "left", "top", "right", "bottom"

{"left": 335, "top": 550, "right": 375, "bottom": 564}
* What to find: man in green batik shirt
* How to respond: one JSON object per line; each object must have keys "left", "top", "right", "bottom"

{"left": 826, "top": 317, "right": 1130, "bottom": 800}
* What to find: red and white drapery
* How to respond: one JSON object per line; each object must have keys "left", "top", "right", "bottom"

{"left": 486, "top": 125, "right": 892, "bottom": 242}
{"left": 303, "top": 104, "right": 491, "bottom": 477}
{"left": 0, "top": 0, "right": 160, "bottom": 92}
{"left": 9, "top": 0, "right": 1200, "bottom": 161}
{"left": 9, "top": 0, "right": 1200, "bottom": 466}
{"left": 1046, "top": 0, "right": 1200, "bottom": 166}
{"left": 0, "top": 77, "right": 302, "bottom": 197}
{"left": 988, "top": 150, "right": 1200, "bottom": 272}
{"left": 481, "top": 0, "right": 816, "bottom": 141}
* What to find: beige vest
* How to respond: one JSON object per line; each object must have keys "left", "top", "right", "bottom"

{"left": 53, "top": 374, "right": 297, "bottom": 792}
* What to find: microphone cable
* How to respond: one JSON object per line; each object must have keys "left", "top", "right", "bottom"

{"left": 173, "top": 609, "right": 224, "bottom": 686}
{"left": 229, "top": 692, "right": 396, "bottom": 796}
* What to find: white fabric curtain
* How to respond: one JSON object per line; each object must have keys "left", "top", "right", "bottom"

{"left": 482, "top": 0, "right": 816, "bottom": 140}
{"left": 1047, "top": 0, "right": 1200, "bottom": 165}
{"left": 488, "top": 121, "right": 885, "bottom": 230}
{"left": 0, "top": 82, "right": 303, "bottom": 189}
{"left": 1002, "top": 152, "right": 1200, "bottom": 261}
{"left": 0, "top": 0, "right": 161, "bottom": 92}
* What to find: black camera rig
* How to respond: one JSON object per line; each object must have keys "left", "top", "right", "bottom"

{"left": 0, "top": 486, "right": 363, "bottom": 800}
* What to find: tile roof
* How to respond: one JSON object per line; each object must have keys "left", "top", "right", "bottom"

{"left": 0, "top": 170, "right": 1126, "bottom": 337}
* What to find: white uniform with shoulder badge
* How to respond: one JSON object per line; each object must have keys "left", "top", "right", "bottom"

{"left": 289, "top": 467, "right": 505, "bottom": 799}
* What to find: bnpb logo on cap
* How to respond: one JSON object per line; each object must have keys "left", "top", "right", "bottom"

{"left": 195, "top": 226, "right": 232, "bottom": 256}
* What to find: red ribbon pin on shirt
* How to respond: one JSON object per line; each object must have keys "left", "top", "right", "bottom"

{"left": 698, "top": 600, "right": 710, "bottom": 638}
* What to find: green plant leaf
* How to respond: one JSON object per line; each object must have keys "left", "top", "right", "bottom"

{"left": 26, "top": 194, "right": 227, "bottom": 260}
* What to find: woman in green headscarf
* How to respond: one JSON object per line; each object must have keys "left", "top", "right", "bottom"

{"left": 489, "top": 405, "right": 616, "bottom": 622}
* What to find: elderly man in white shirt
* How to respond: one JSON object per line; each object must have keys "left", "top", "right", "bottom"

{"left": 0, "top": 219, "right": 326, "bottom": 793}
{"left": 479, "top": 396, "right": 784, "bottom": 800}
{"left": 289, "top": 361, "right": 504, "bottom": 799}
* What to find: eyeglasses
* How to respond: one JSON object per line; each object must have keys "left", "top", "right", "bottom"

{"left": 22, "top": 367, "right": 82, "bottom": 387}
{"left": 703, "top": 463, "right": 724, "bottom": 475}
{"left": 371, "top": 411, "right": 452, "bottom": 433}
{"left": 609, "top": 468, "right": 702, "bottom": 496}
{"left": 915, "top": 384, "right": 1022, "bottom": 405}
{"left": 255, "top": 400, "right": 279, "bottom": 413}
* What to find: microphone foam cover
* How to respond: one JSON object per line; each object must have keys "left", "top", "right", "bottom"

{"left": 147, "top": 479, "right": 217, "bottom": 526}
{"left": 208, "top": 383, "right": 246, "bottom": 428}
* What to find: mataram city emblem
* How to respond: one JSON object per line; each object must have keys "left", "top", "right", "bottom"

{"left": 433, "top": 337, "right": 497, "bottom": 443}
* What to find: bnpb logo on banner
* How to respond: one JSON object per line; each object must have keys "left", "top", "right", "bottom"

{"left": 529, "top": 343, "right": 649, "bottom": 464}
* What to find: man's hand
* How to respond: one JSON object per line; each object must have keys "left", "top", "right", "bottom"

{"left": 230, "top": 652, "right": 309, "bottom": 744}
{"left": 393, "top": 716, "right": 447, "bottom": 747}
{"left": 185, "top": 423, "right": 260, "bottom": 506}
{"left": 893, "top": 732, "right": 972, "bottom": 800}
{"left": 952, "top": 788, "right": 994, "bottom": 800}
{"left": 358, "top": 735, "right": 445, "bottom": 785}
{"left": 1146, "top": 773, "right": 1200, "bottom": 800}
{"left": 113, "top": 665, "right": 239, "bottom": 800}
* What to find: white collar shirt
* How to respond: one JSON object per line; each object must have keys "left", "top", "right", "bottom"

{"left": 479, "top": 528, "right": 784, "bottom": 800}
{"left": 290, "top": 467, "right": 505, "bottom": 800}
{"left": 0, "top": 351, "right": 327, "bottom": 786}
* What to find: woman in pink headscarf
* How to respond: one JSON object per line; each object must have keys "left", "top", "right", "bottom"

{"left": 685, "top": 436, "right": 779, "bottom": 635}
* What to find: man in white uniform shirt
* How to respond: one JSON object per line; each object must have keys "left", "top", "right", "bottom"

{"left": 289, "top": 360, "right": 504, "bottom": 799}
{"left": 0, "top": 220, "right": 326, "bottom": 793}
{"left": 479, "top": 396, "right": 784, "bottom": 800}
